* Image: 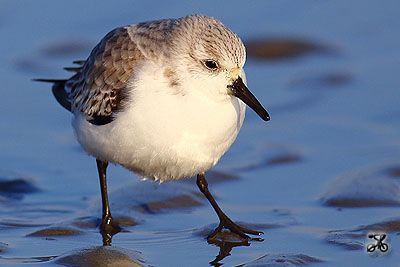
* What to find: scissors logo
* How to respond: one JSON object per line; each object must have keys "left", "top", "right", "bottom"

{"left": 367, "top": 234, "right": 388, "bottom": 253}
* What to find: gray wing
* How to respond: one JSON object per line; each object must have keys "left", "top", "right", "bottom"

{"left": 66, "top": 26, "right": 145, "bottom": 125}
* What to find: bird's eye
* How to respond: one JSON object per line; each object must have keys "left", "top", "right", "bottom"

{"left": 204, "top": 60, "right": 218, "bottom": 70}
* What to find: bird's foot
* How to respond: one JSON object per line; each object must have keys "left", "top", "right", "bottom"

{"left": 208, "top": 214, "right": 264, "bottom": 241}
{"left": 100, "top": 215, "right": 121, "bottom": 246}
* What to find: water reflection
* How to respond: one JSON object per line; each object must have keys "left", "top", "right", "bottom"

{"left": 49, "top": 227, "right": 259, "bottom": 266}
{"left": 208, "top": 235, "right": 251, "bottom": 267}
{"left": 93, "top": 224, "right": 261, "bottom": 266}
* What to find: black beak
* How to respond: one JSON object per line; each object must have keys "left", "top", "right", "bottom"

{"left": 229, "top": 77, "right": 270, "bottom": 121}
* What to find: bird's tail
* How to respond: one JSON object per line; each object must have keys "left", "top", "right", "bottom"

{"left": 33, "top": 78, "right": 72, "bottom": 112}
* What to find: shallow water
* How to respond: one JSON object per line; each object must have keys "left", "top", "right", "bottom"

{"left": 1, "top": 0, "right": 400, "bottom": 266}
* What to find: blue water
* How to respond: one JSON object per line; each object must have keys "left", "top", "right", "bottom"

{"left": 1, "top": 0, "right": 400, "bottom": 266}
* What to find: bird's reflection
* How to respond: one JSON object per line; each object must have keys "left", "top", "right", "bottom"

{"left": 94, "top": 218, "right": 264, "bottom": 266}
{"left": 207, "top": 232, "right": 263, "bottom": 266}
{"left": 98, "top": 229, "right": 254, "bottom": 266}
{"left": 101, "top": 225, "right": 121, "bottom": 246}
{"left": 87, "top": 217, "right": 122, "bottom": 246}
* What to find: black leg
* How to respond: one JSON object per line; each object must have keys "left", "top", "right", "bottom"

{"left": 96, "top": 159, "right": 120, "bottom": 245}
{"left": 196, "top": 173, "right": 263, "bottom": 240}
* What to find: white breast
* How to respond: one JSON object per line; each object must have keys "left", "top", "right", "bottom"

{"left": 72, "top": 63, "right": 246, "bottom": 182}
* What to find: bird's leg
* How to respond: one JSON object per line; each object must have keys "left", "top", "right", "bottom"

{"left": 96, "top": 159, "right": 121, "bottom": 246}
{"left": 196, "top": 173, "right": 263, "bottom": 240}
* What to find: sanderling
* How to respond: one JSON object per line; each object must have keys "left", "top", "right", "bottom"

{"left": 36, "top": 14, "right": 270, "bottom": 245}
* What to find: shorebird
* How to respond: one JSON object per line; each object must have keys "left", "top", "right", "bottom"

{"left": 36, "top": 14, "right": 270, "bottom": 245}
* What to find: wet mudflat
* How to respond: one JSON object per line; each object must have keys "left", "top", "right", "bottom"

{"left": 1, "top": 0, "right": 400, "bottom": 266}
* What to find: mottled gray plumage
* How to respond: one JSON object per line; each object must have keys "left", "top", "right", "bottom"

{"left": 66, "top": 27, "right": 142, "bottom": 124}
